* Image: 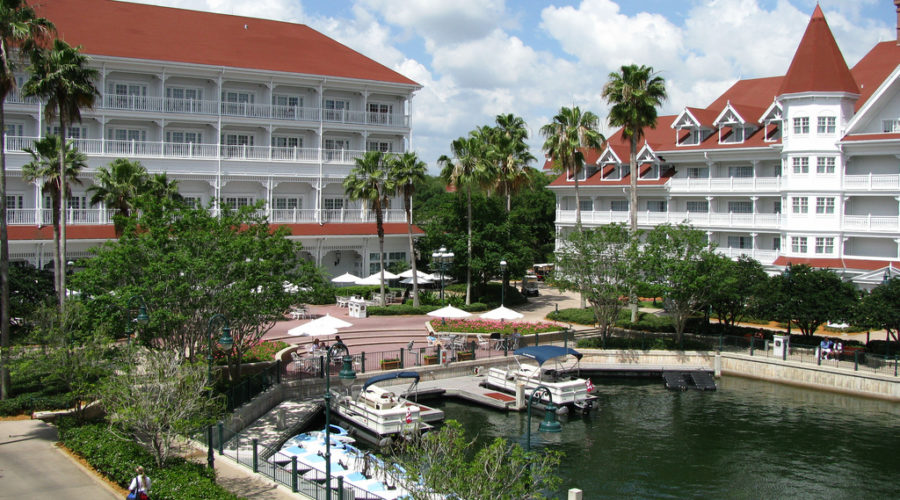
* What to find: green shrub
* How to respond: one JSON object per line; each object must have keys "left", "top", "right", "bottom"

{"left": 547, "top": 308, "right": 596, "bottom": 325}
{"left": 369, "top": 302, "right": 489, "bottom": 316}
{"left": 59, "top": 422, "right": 237, "bottom": 500}
{"left": 0, "top": 393, "right": 74, "bottom": 416}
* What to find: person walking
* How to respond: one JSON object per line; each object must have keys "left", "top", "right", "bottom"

{"left": 127, "top": 466, "right": 151, "bottom": 500}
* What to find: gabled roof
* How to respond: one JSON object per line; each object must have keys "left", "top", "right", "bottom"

{"left": 672, "top": 107, "right": 717, "bottom": 129}
{"left": 712, "top": 102, "right": 764, "bottom": 127}
{"left": 777, "top": 5, "right": 858, "bottom": 96}
{"left": 851, "top": 41, "right": 900, "bottom": 111}
{"left": 759, "top": 101, "right": 783, "bottom": 123}
{"left": 36, "top": 0, "right": 419, "bottom": 87}
{"left": 707, "top": 76, "right": 784, "bottom": 110}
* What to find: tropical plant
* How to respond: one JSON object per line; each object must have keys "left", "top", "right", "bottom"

{"left": 490, "top": 113, "right": 536, "bottom": 213}
{"left": 602, "top": 64, "right": 667, "bottom": 232}
{"left": 540, "top": 106, "right": 605, "bottom": 229}
{"left": 0, "top": 0, "right": 54, "bottom": 400}
{"left": 87, "top": 158, "right": 148, "bottom": 236}
{"left": 439, "top": 134, "right": 492, "bottom": 304}
{"left": 387, "top": 151, "right": 427, "bottom": 307}
{"left": 21, "top": 135, "right": 86, "bottom": 299}
{"left": 344, "top": 150, "right": 391, "bottom": 306}
{"left": 23, "top": 38, "right": 99, "bottom": 313}
{"left": 143, "top": 172, "right": 182, "bottom": 202}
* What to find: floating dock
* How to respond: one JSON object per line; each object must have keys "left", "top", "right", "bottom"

{"left": 662, "top": 370, "right": 718, "bottom": 391}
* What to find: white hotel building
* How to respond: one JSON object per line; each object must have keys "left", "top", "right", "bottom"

{"left": 549, "top": 6, "right": 900, "bottom": 285}
{"left": 4, "top": 0, "right": 421, "bottom": 276}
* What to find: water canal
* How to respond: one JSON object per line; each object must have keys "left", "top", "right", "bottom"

{"left": 434, "top": 376, "right": 900, "bottom": 499}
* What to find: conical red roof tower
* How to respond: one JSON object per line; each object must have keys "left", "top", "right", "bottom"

{"left": 778, "top": 5, "right": 859, "bottom": 95}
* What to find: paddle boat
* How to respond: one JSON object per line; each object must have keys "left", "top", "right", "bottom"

{"left": 332, "top": 371, "right": 444, "bottom": 446}
{"left": 483, "top": 345, "right": 597, "bottom": 414}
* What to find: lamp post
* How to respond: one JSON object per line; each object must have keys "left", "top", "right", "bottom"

{"left": 526, "top": 385, "right": 562, "bottom": 451}
{"left": 124, "top": 295, "right": 150, "bottom": 340}
{"left": 324, "top": 340, "right": 356, "bottom": 498}
{"left": 431, "top": 246, "right": 454, "bottom": 305}
{"left": 206, "top": 314, "right": 233, "bottom": 469}
{"left": 500, "top": 260, "right": 508, "bottom": 307}
{"left": 784, "top": 263, "right": 792, "bottom": 338}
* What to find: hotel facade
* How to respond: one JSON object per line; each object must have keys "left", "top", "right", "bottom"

{"left": 4, "top": 0, "right": 421, "bottom": 277}
{"left": 549, "top": 5, "right": 900, "bottom": 286}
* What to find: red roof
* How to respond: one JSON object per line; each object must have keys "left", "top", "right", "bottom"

{"left": 773, "top": 256, "right": 900, "bottom": 272}
{"left": 850, "top": 41, "right": 900, "bottom": 111}
{"left": 36, "top": 0, "right": 418, "bottom": 86}
{"left": 707, "top": 77, "right": 784, "bottom": 110}
{"left": 841, "top": 133, "right": 900, "bottom": 142}
{"left": 777, "top": 5, "right": 858, "bottom": 96}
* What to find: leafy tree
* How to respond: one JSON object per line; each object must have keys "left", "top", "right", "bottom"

{"left": 143, "top": 172, "right": 182, "bottom": 203}
{"left": 100, "top": 348, "right": 222, "bottom": 467}
{"left": 8, "top": 263, "right": 53, "bottom": 325}
{"left": 640, "top": 223, "right": 716, "bottom": 343}
{"left": 0, "top": 0, "right": 54, "bottom": 400}
{"left": 71, "top": 197, "right": 324, "bottom": 381}
{"left": 440, "top": 134, "right": 493, "bottom": 304}
{"left": 555, "top": 224, "right": 636, "bottom": 340}
{"left": 540, "top": 106, "right": 604, "bottom": 229}
{"left": 344, "top": 151, "right": 391, "bottom": 306}
{"left": 387, "top": 151, "right": 426, "bottom": 306}
{"left": 602, "top": 64, "right": 667, "bottom": 232}
{"left": 767, "top": 264, "right": 858, "bottom": 336}
{"left": 706, "top": 255, "right": 768, "bottom": 331}
{"left": 87, "top": 158, "right": 168, "bottom": 236}
{"left": 855, "top": 278, "right": 900, "bottom": 344}
{"left": 388, "top": 420, "right": 562, "bottom": 500}
{"left": 23, "top": 38, "right": 99, "bottom": 313}
{"left": 21, "top": 135, "right": 86, "bottom": 299}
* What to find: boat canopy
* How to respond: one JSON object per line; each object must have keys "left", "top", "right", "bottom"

{"left": 513, "top": 346, "right": 583, "bottom": 365}
{"left": 363, "top": 371, "right": 420, "bottom": 390}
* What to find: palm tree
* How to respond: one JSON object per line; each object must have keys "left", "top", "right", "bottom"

{"left": 23, "top": 38, "right": 99, "bottom": 312}
{"left": 144, "top": 172, "right": 182, "bottom": 203}
{"left": 540, "top": 106, "right": 605, "bottom": 229}
{"left": 387, "top": 151, "right": 427, "bottom": 307}
{"left": 22, "top": 136, "right": 86, "bottom": 299}
{"left": 602, "top": 64, "right": 667, "bottom": 232}
{"left": 344, "top": 151, "right": 391, "bottom": 306}
{"left": 87, "top": 158, "right": 148, "bottom": 236}
{"left": 492, "top": 113, "right": 535, "bottom": 213}
{"left": 439, "top": 134, "right": 491, "bottom": 305}
{"left": 0, "top": 0, "right": 53, "bottom": 400}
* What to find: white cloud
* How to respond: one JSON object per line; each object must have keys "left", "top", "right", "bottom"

{"left": 124, "top": 0, "right": 305, "bottom": 22}
{"left": 360, "top": 0, "right": 507, "bottom": 45}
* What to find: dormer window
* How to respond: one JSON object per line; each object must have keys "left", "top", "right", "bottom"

{"left": 793, "top": 117, "right": 809, "bottom": 134}
{"left": 760, "top": 101, "right": 783, "bottom": 142}
{"left": 882, "top": 119, "right": 900, "bottom": 133}
{"left": 672, "top": 107, "right": 713, "bottom": 146}
{"left": 679, "top": 128, "right": 703, "bottom": 145}
{"left": 719, "top": 124, "right": 749, "bottom": 144}
{"left": 714, "top": 104, "right": 757, "bottom": 144}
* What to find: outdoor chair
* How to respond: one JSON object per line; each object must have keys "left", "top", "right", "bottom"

{"left": 477, "top": 334, "right": 490, "bottom": 350}
{"left": 489, "top": 332, "right": 502, "bottom": 350}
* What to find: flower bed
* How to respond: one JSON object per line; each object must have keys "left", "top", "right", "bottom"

{"left": 209, "top": 340, "right": 289, "bottom": 365}
{"left": 430, "top": 319, "right": 560, "bottom": 335}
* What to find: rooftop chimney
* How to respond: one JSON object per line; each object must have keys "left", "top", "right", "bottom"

{"left": 896, "top": 0, "right": 900, "bottom": 45}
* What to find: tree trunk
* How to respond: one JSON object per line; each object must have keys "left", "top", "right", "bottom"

{"left": 0, "top": 102, "right": 9, "bottom": 399}
{"left": 376, "top": 200, "right": 386, "bottom": 307}
{"left": 465, "top": 186, "right": 472, "bottom": 305}
{"left": 629, "top": 137, "right": 639, "bottom": 322}
{"left": 573, "top": 164, "right": 581, "bottom": 231}
{"left": 405, "top": 190, "right": 419, "bottom": 307}
{"left": 58, "top": 121, "right": 67, "bottom": 316}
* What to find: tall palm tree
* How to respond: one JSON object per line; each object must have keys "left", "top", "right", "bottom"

{"left": 602, "top": 64, "right": 667, "bottom": 232}
{"left": 387, "top": 151, "right": 427, "bottom": 307}
{"left": 344, "top": 151, "right": 391, "bottom": 306}
{"left": 144, "top": 172, "right": 182, "bottom": 203}
{"left": 22, "top": 136, "right": 86, "bottom": 299}
{"left": 23, "top": 38, "right": 99, "bottom": 312}
{"left": 492, "top": 113, "right": 535, "bottom": 213}
{"left": 439, "top": 134, "right": 491, "bottom": 305}
{"left": 0, "top": 0, "right": 53, "bottom": 400}
{"left": 87, "top": 158, "right": 148, "bottom": 236}
{"left": 540, "top": 106, "right": 605, "bottom": 229}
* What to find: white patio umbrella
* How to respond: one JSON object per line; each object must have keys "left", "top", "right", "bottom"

{"left": 427, "top": 305, "right": 471, "bottom": 318}
{"left": 331, "top": 272, "right": 361, "bottom": 284}
{"left": 480, "top": 305, "right": 524, "bottom": 321}
{"left": 356, "top": 271, "right": 399, "bottom": 285}
{"left": 397, "top": 269, "right": 431, "bottom": 279}
{"left": 287, "top": 314, "right": 353, "bottom": 336}
{"left": 401, "top": 276, "right": 432, "bottom": 285}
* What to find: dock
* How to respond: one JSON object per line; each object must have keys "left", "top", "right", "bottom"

{"left": 662, "top": 370, "right": 718, "bottom": 391}
{"left": 388, "top": 374, "right": 521, "bottom": 411}
{"left": 225, "top": 400, "right": 323, "bottom": 457}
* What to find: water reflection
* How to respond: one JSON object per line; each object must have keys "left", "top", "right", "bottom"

{"left": 435, "top": 376, "right": 900, "bottom": 499}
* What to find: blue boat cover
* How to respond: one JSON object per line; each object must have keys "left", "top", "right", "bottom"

{"left": 513, "top": 346, "right": 582, "bottom": 365}
{"left": 363, "top": 371, "right": 420, "bottom": 390}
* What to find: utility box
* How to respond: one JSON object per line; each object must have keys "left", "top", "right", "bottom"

{"left": 349, "top": 300, "right": 367, "bottom": 318}
{"left": 773, "top": 334, "right": 790, "bottom": 358}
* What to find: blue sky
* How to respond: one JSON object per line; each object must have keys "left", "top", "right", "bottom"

{"left": 132, "top": 0, "right": 897, "bottom": 170}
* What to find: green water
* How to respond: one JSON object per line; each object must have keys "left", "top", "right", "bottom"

{"left": 434, "top": 376, "right": 900, "bottom": 499}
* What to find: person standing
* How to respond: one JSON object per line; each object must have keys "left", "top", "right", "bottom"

{"left": 128, "top": 466, "right": 151, "bottom": 500}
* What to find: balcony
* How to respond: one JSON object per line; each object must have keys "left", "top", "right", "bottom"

{"left": 715, "top": 247, "right": 779, "bottom": 264}
{"left": 556, "top": 210, "right": 783, "bottom": 229}
{"left": 843, "top": 174, "right": 900, "bottom": 191}
{"left": 4, "top": 136, "right": 365, "bottom": 164}
{"left": 667, "top": 176, "right": 781, "bottom": 193}
{"left": 10, "top": 92, "right": 410, "bottom": 128}
{"left": 842, "top": 215, "right": 900, "bottom": 232}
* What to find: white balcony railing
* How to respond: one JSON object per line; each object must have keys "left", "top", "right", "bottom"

{"left": 843, "top": 174, "right": 900, "bottom": 191}
{"left": 842, "top": 215, "right": 900, "bottom": 232}
{"left": 556, "top": 210, "right": 782, "bottom": 228}
{"left": 16, "top": 92, "right": 409, "bottom": 127}
{"left": 667, "top": 176, "right": 781, "bottom": 192}
{"left": 715, "top": 248, "right": 778, "bottom": 264}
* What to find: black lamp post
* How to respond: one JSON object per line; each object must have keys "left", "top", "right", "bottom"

{"left": 124, "top": 295, "right": 149, "bottom": 340}
{"left": 325, "top": 340, "right": 356, "bottom": 497}
{"left": 431, "top": 246, "right": 454, "bottom": 305}
{"left": 206, "top": 314, "right": 233, "bottom": 469}
{"left": 526, "top": 385, "right": 562, "bottom": 451}
{"left": 500, "top": 260, "right": 508, "bottom": 307}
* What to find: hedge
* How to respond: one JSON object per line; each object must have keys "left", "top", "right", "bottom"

{"left": 0, "top": 393, "right": 74, "bottom": 416}
{"left": 368, "top": 302, "right": 490, "bottom": 316}
{"left": 58, "top": 421, "right": 239, "bottom": 500}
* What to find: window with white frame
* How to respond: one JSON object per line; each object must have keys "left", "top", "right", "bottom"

{"left": 687, "top": 167, "right": 708, "bottom": 178}
{"left": 49, "top": 126, "right": 88, "bottom": 138}
{"left": 686, "top": 201, "right": 708, "bottom": 212}
{"left": 791, "top": 236, "right": 807, "bottom": 253}
{"left": 68, "top": 195, "right": 89, "bottom": 221}
{"left": 325, "top": 138, "right": 350, "bottom": 160}
{"left": 816, "top": 157, "right": 835, "bottom": 174}
{"left": 728, "top": 201, "right": 752, "bottom": 213}
{"left": 817, "top": 116, "right": 836, "bottom": 134}
{"left": 222, "top": 91, "right": 254, "bottom": 104}
{"left": 792, "top": 157, "right": 809, "bottom": 173}
{"left": 579, "top": 199, "right": 593, "bottom": 211}
{"left": 166, "top": 86, "right": 202, "bottom": 101}
{"left": 815, "top": 197, "right": 835, "bottom": 214}
{"left": 6, "top": 194, "right": 23, "bottom": 210}
{"left": 774, "top": 201, "right": 782, "bottom": 214}
{"left": 323, "top": 198, "right": 344, "bottom": 210}
{"left": 679, "top": 128, "right": 702, "bottom": 145}
{"left": 223, "top": 196, "right": 254, "bottom": 208}
{"left": 5, "top": 122, "right": 23, "bottom": 136}
{"left": 728, "top": 166, "right": 753, "bottom": 178}
{"left": 182, "top": 196, "right": 201, "bottom": 208}
{"left": 274, "top": 197, "right": 301, "bottom": 210}
{"left": 792, "top": 117, "right": 809, "bottom": 134}
{"left": 368, "top": 103, "right": 393, "bottom": 124}
{"left": 367, "top": 141, "right": 392, "bottom": 152}
{"left": 883, "top": 119, "right": 900, "bottom": 133}
{"left": 773, "top": 237, "right": 781, "bottom": 251}
{"left": 166, "top": 130, "right": 202, "bottom": 143}
{"left": 792, "top": 197, "right": 808, "bottom": 213}
{"left": 727, "top": 236, "right": 751, "bottom": 248}
{"left": 273, "top": 94, "right": 301, "bottom": 108}
{"left": 272, "top": 136, "right": 302, "bottom": 148}
{"left": 815, "top": 237, "right": 834, "bottom": 254}
{"left": 646, "top": 200, "right": 667, "bottom": 212}
{"left": 108, "top": 128, "right": 146, "bottom": 141}
{"left": 610, "top": 200, "right": 628, "bottom": 212}
{"left": 324, "top": 98, "right": 350, "bottom": 120}
{"left": 368, "top": 251, "right": 407, "bottom": 274}
{"left": 108, "top": 82, "right": 148, "bottom": 109}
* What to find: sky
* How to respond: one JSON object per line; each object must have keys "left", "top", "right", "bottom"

{"left": 128, "top": 0, "right": 897, "bottom": 171}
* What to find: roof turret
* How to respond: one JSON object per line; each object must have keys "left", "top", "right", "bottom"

{"left": 778, "top": 5, "right": 858, "bottom": 96}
